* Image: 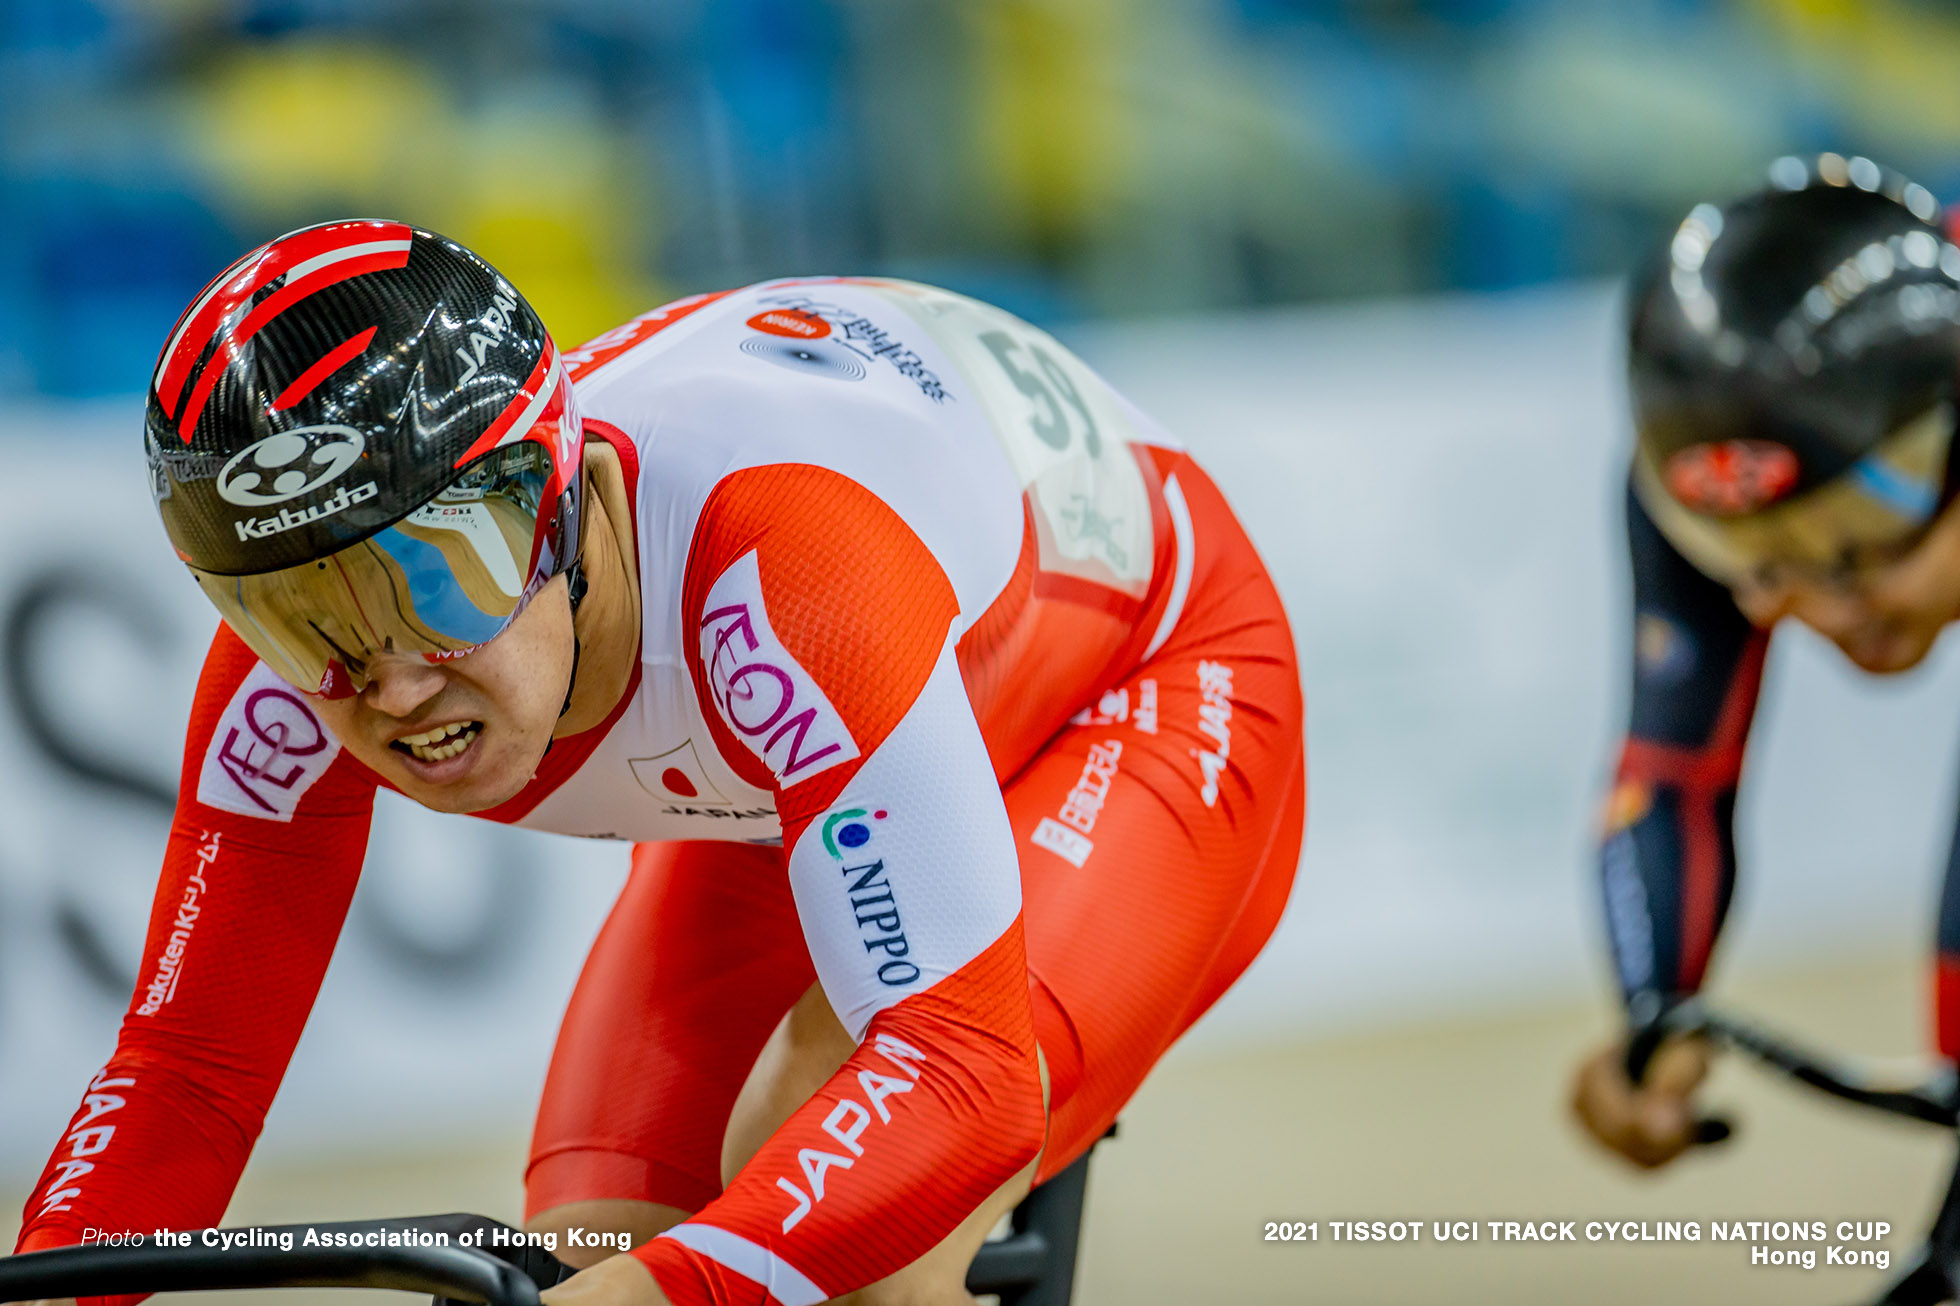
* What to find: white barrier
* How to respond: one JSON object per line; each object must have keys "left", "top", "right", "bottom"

{"left": 4, "top": 284, "right": 1958, "bottom": 1180}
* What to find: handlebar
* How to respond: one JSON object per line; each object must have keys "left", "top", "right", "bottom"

{"left": 0, "top": 1216, "right": 568, "bottom": 1306}
{"left": 1625, "top": 996, "right": 1959, "bottom": 1128}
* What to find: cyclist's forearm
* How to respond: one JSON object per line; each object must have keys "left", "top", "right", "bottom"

{"left": 1606, "top": 485, "right": 1768, "bottom": 1016}
{"left": 18, "top": 766, "right": 369, "bottom": 1259}
{"left": 1598, "top": 760, "right": 1742, "bottom": 1013}
{"left": 16, "top": 1052, "right": 260, "bottom": 1249}
{"left": 636, "top": 925, "right": 1045, "bottom": 1306}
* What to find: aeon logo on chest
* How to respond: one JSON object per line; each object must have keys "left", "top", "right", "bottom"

{"left": 196, "top": 663, "right": 343, "bottom": 822}
{"left": 698, "top": 550, "right": 859, "bottom": 785}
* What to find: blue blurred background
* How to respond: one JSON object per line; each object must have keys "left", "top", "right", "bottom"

{"left": 13, "top": 0, "right": 1960, "bottom": 397}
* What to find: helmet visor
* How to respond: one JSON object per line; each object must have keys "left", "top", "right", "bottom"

{"left": 1634, "top": 402, "right": 1956, "bottom": 587}
{"left": 191, "top": 441, "right": 564, "bottom": 693}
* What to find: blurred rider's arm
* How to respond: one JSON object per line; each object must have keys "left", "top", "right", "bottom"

{"left": 1572, "top": 483, "right": 1768, "bottom": 1168}
{"left": 13, "top": 626, "right": 375, "bottom": 1300}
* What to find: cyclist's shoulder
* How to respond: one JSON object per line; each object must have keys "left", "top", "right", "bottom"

{"left": 563, "top": 276, "right": 960, "bottom": 406}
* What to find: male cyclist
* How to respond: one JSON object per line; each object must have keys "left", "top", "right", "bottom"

{"left": 9, "top": 225, "right": 1304, "bottom": 1306}
{"left": 1573, "top": 155, "right": 1960, "bottom": 1166}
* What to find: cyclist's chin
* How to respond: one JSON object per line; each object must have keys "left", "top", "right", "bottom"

{"left": 1835, "top": 629, "right": 1934, "bottom": 676}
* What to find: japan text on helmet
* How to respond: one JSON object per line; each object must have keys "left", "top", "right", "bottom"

{"left": 1628, "top": 154, "right": 1960, "bottom": 586}
{"left": 144, "top": 220, "right": 583, "bottom": 694}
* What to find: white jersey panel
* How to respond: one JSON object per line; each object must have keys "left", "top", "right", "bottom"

{"left": 514, "top": 277, "right": 1181, "bottom": 846}
{"left": 849, "top": 281, "right": 1164, "bottom": 600}
{"left": 783, "top": 641, "right": 1022, "bottom": 1041}
{"left": 571, "top": 279, "right": 1029, "bottom": 631}
{"left": 512, "top": 658, "right": 780, "bottom": 844}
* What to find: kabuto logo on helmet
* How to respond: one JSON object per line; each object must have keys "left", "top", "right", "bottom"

{"left": 1664, "top": 439, "right": 1801, "bottom": 516}
{"left": 216, "top": 426, "right": 367, "bottom": 506}
{"left": 149, "top": 221, "right": 579, "bottom": 582}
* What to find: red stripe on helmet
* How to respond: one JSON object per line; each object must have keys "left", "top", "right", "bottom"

{"left": 158, "top": 221, "right": 412, "bottom": 434}
{"left": 158, "top": 221, "right": 407, "bottom": 413}
{"left": 453, "top": 340, "right": 557, "bottom": 468}
{"left": 270, "top": 325, "right": 379, "bottom": 412}
{"left": 174, "top": 246, "right": 410, "bottom": 439}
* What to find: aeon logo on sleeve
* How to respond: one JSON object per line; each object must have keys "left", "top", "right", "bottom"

{"left": 196, "top": 662, "right": 343, "bottom": 822}
{"left": 216, "top": 425, "right": 367, "bottom": 506}
{"left": 698, "top": 550, "right": 860, "bottom": 786}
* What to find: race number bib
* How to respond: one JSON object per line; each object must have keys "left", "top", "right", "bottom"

{"left": 869, "top": 286, "right": 1157, "bottom": 601}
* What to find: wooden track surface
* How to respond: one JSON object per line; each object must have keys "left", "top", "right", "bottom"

{"left": 4, "top": 952, "right": 1944, "bottom": 1304}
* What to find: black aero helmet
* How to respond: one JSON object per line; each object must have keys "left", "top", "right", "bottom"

{"left": 1628, "top": 154, "right": 1960, "bottom": 583}
{"left": 144, "top": 220, "right": 585, "bottom": 694}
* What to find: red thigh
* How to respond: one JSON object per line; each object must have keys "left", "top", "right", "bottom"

{"left": 525, "top": 840, "right": 813, "bottom": 1218}
{"left": 1013, "top": 457, "right": 1307, "bottom": 1178}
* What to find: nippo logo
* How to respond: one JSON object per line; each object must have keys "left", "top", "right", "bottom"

{"left": 217, "top": 425, "right": 366, "bottom": 506}
{"left": 747, "top": 308, "right": 830, "bottom": 340}
{"left": 822, "top": 807, "right": 888, "bottom": 858}
{"left": 1664, "top": 439, "right": 1800, "bottom": 516}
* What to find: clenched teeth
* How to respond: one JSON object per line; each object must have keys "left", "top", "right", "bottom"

{"left": 392, "top": 721, "right": 482, "bottom": 763}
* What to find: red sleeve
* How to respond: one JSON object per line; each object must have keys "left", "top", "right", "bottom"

{"left": 15, "top": 625, "right": 377, "bottom": 1289}
{"left": 639, "top": 465, "right": 1045, "bottom": 1305}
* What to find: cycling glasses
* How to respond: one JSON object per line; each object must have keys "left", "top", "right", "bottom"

{"left": 190, "top": 441, "right": 573, "bottom": 695}
{"left": 1634, "top": 401, "right": 1956, "bottom": 590}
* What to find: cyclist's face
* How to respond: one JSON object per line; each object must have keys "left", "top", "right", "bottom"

{"left": 1729, "top": 498, "right": 1960, "bottom": 674}
{"left": 310, "top": 572, "right": 576, "bottom": 813}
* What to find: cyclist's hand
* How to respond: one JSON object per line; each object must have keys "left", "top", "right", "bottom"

{"left": 1570, "top": 1033, "right": 1714, "bottom": 1169}
{"left": 540, "top": 1250, "right": 669, "bottom": 1306}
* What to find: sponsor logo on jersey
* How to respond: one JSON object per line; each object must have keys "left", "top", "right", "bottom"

{"left": 822, "top": 807, "right": 919, "bottom": 988}
{"left": 754, "top": 293, "right": 952, "bottom": 402}
{"left": 1635, "top": 612, "right": 1695, "bottom": 684}
{"left": 1191, "top": 660, "right": 1234, "bottom": 808}
{"left": 1065, "top": 679, "right": 1156, "bottom": 734}
{"left": 698, "top": 551, "right": 860, "bottom": 785}
{"left": 1030, "top": 818, "right": 1093, "bottom": 868}
{"left": 627, "top": 738, "right": 780, "bottom": 820}
{"left": 135, "top": 829, "right": 220, "bottom": 1017}
{"left": 1030, "top": 739, "right": 1123, "bottom": 868}
{"left": 196, "top": 663, "right": 342, "bottom": 821}
{"left": 1602, "top": 830, "right": 1655, "bottom": 993}
{"left": 662, "top": 805, "right": 776, "bottom": 821}
{"left": 738, "top": 334, "right": 869, "bottom": 382}
{"left": 747, "top": 307, "right": 830, "bottom": 339}
{"left": 774, "top": 1031, "right": 928, "bottom": 1234}
{"left": 1603, "top": 779, "right": 1653, "bottom": 835}
{"left": 217, "top": 425, "right": 367, "bottom": 507}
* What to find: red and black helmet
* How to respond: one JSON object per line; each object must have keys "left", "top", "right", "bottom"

{"left": 143, "top": 220, "right": 581, "bottom": 581}
{"left": 1627, "top": 155, "right": 1960, "bottom": 582}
